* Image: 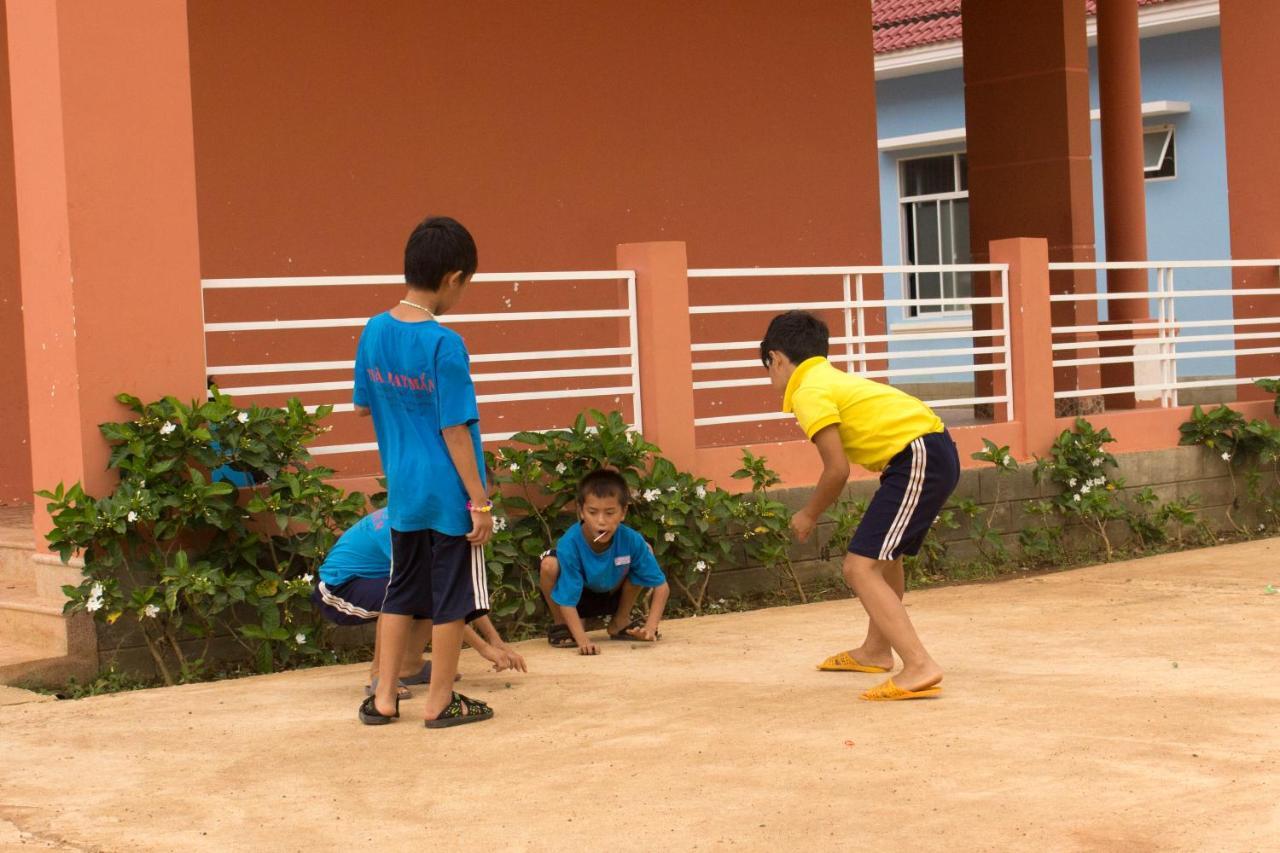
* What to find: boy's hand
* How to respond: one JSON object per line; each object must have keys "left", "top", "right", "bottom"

{"left": 790, "top": 509, "right": 817, "bottom": 542}
{"left": 578, "top": 640, "right": 600, "bottom": 656}
{"left": 634, "top": 623, "right": 660, "bottom": 642}
{"left": 466, "top": 509, "right": 494, "bottom": 544}
{"left": 493, "top": 645, "right": 528, "bottom": 673}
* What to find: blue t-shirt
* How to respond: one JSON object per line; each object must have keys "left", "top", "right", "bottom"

{"left": 550, "top": 522, "right": 666, "bottom": 608}
{"left": 352, "top": 313, "right": 484, "bottom": 535}
{"left": 318, "top": 509, "right": 393, "bottom": 586}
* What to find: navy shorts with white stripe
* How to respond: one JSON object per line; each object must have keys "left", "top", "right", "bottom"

{"left": 848, "top": 428, "right": 961, "bottom": 562}
{"left": 384, "top": 528, "right": 490, "bottom": 623}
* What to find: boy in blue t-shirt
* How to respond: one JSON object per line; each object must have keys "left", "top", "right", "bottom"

{"left": 538, "top": 470, "right": 670, "bottom": 655}
{"left": 353, "top": 216, "right": 495, "bottom": 728}
{"left": 312, "top": 508, "right": 527, "bottom": 698}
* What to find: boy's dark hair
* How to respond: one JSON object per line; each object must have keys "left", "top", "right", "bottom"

{"left": 404, "top": 216, "right": 478, "bottom": 291}
{"left": 760, "top": 310, "right": 830, "bottom": 367}
{"left": 577, "top": 469, "right": 630, "bottom": 508}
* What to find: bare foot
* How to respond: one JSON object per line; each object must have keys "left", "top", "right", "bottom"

{"left": 893, "top": 659, "right": 944, "bottom": 693}
{"left": 846, "top": 645, "right": 895, "bottom": 671}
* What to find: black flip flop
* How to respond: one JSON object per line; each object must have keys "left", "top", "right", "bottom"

{"left": 424, "top": 692, "right": 494, "bottom": 729}
{"left": 358, "top": 694, "right": 400, "bottom": 726}
{"left": 547, "top": 624, "right": 575, "bottom": 648}
{"left": 398, "top": 661, "right": 462, "bottom": 686}
{"left": 610, "top": 616, "right": 658, "bottom": 642}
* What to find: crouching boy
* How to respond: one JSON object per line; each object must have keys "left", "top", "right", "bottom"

{"left": 314, "top": 507, "right": 527, "bottom": 698}
{"left": 539, "top": 470, "right": 669, "bottom": 655}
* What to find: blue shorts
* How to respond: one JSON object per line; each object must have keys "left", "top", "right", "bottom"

{"left": 849, "top": 429, "right": 961, "bottom": 561}
{"left": 383, "top": 528, "right": 489, "bottom": 623}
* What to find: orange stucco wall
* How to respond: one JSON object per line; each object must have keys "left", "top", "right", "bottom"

{"left": 1221, "top": 0, "right": 1280, "bottom": 397}
{"left": 187, "top": 1, "right": 883, "bottom": 477}
{"left": 0, "top": 9, "right": 32, "bottom": 505}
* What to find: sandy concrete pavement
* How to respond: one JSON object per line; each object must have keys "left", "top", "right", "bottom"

{"left": 1, "top": 539, "right": 1278, "bottom": 852}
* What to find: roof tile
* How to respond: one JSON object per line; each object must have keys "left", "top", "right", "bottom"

{"left": 873, "top": 0, "right": 1171, "bottom": 54}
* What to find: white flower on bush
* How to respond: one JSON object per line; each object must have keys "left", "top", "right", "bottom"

{"left": 1080, "top": 484, "right": 1092, "bottom": 495}
{"left": 236, "top": 411, "right": 249, "bottom": 424}
{"left": 126, "top": 511, "right": 138, "bottom": 523}
{"left": 694, "top": 560, "right": 707, "bottom": 573}
{"left": 86, "top": 582, "right": 105, "bottom": 613}
{"left": 143, "top": 604, "right": 160, "bottom": 619}
{"left": 1072, "top": 494, "right": 1082, "bottom": 502}
{"left": 642, "top": 488, "right": 662, "bottom": 501}
{"left": 295, "top": 632, "right": 307, "bottom": 645}
{"left": 493, "top": 516, "right": 507, "bottom": 532}
{"left": 1221, "top": 452, "right": 1231, "bottom": 462}
{"left": 664, "top": 532, "right": 676, "bottom": 542}
{"left": 1091, "top": 457, "right": 1103, "bottom": 467}
{"left": 1068, "top": 477, "right": 1077, "bottom": 488}
{"left": 555, "top": 462, "right": 567, "bottom": 474}
{"left": 667, "top": 486, "right": 678, "bottom": 493}
{"left": 695, "top": 485, "right": 707, "bottom": 499}
{"left": 302, "top": 573, "right": 314, "bottom": 584}
{"left": 159, "top": 422, "right": 177, "bottom": 435}
{"left": 1003, "top": 455, "right": 1014, "bottom": 468}
{"left": 509, "top": 462, "right": 520, "bottom": 471}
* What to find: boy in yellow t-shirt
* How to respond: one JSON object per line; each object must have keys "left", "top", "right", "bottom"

{"left": 760, "top": 310, "right": 960, "bottom": 701}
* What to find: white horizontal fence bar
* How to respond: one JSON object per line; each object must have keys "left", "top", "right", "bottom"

{"left": 1047, "top": 259, "right": 1280, "bottom": 271}
{"left": 688, "top": 263, "right": 1007, "bottom": 278}
{"left": 206, "top": 308, "right": 631, "bottom": 333}
{"left": 204, "top": 269, "right": 644, "bottom": 456}
{"left": 1045, "top": 258, "right": 1280, "bottom": 405}
{"left": 689, "top": 328, "right": 1007, "bottom": 353}
{"left": 687, "top": 262, "right": 1014, "bottom": 429}
{"left": 202, "top": 270, "right": 633, "bottom": 289}
{"left": 1050, "top": 287, "right": 1280, "bottom": 303}
{"left": 690, "top": 296, "right": 1004, "bottom": 315}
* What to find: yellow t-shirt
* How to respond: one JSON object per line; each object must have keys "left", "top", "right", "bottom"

{"left": 782, "top": 356, "right": 944, "bottom": 472}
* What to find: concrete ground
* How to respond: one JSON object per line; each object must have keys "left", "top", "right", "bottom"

{"left": 1, "top": 540, "right": 1278, "bottom": 853}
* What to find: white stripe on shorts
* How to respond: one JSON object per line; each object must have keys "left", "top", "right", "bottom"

{"left": 318, "top": 581, "right": 380, "bottom": 620}
{"left": 471, "top": 544, "right": 490, "bottom": 611}
{"left": 880, "top": 437, "right": 927, "bottom": 561}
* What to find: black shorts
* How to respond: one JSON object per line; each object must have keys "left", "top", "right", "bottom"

{"left": 383, "top": 528, "right": 489, "bottom": 623}
{"left": 312, "top": 577, "right": 435, "bottom": 626}
{"left": 849, "top": 429, "right": 961, "bottom": 561}
{"left": 312, "top": 577, "right": 385, "bottom": 626}
{"left": 541, "top": 548, "right": 622, "bottom": 619}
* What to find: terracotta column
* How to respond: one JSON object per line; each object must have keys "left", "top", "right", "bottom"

{"left": 616, "top": 242, "right": 696, "bottom": 472}
{"left": 1221, "top": 0, "right": 1280, "bottom": 401}
{"left": 6, "top": 2, "right": 207, "bottom": 550}
{"left": 0, "top": 9, "right": 31, "bottom": 505}
{"left": 961, "top": 0, "right": 1101, "bottom": 417}
{"left": 1096, "top": 0, "right": 1156, "bottom": 409}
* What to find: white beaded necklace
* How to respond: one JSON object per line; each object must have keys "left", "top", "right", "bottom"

{"left": 399, "top": 298, "right": 436, "bottom": 318}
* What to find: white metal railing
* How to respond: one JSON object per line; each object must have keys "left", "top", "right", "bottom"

{"left": 1047, "top": 259, "right": 1280, "bottom": 407}
{"left": 202, "top": 271, "right": 642, "bottom": 455}
{"left": 685, "top": 264, "right": 1013, "bottom": 428}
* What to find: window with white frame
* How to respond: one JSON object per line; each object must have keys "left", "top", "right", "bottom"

{"left": 899, "top": 153, "right": 971, "bottom": 317}
{"left": 1143, "top": 125, "right": 1175, "bottom": 180}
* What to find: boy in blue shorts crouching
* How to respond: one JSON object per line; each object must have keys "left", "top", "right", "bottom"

{"left": 314, "top": 507, "right": 527, "bottom": 698}
{"left": 761, "top": 310, "right": 960, "bottom": 701}
{"left": 353, "top": 216, "right": 495, "bottom": 728}
{"left": 538, "top": 470, "right": 669, "bottom": 655}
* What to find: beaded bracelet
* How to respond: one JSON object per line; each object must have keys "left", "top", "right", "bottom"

{"left": 467, "top": 500, "right": 494, "bottom": 513}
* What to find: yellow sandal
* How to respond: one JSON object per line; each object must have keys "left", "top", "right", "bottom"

{"left": 816, "top": 650, "right": 890, "bottom": 673}
{"left": 860, "top": 678, "right": 943, "bottom": 701}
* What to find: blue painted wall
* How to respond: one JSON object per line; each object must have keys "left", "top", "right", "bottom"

{"left": 873, "top": 25, "right": 1232, "bottom": 381}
